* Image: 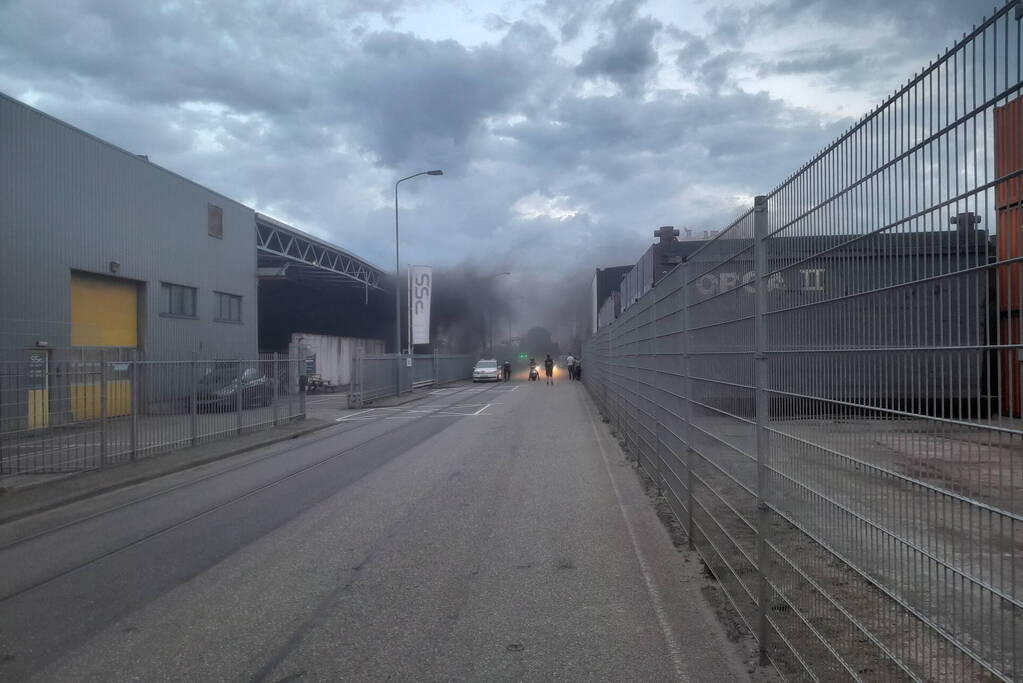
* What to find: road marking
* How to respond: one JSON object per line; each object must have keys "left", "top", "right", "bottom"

{"left": 471, "top": 404, "right": 492, "bottom": 416}
{"left": 585, "top": 403, "right": 689, "bottom": 682}
{"left": 335, "top": 409, "right": 375, "bottom": 422}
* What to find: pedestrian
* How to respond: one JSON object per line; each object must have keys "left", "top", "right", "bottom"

{"left": 544, "top": 354, "right": 554, "bottom": 385}
{"left": 503, "top": 359, "right": 512, "bottom": 381}
{"left": 565, "top": 353, "right": 576, "bottom": 381}
{"left": 574, "top": 360, "right": 581, "bottom": 381}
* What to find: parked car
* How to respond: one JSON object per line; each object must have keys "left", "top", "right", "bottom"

{"left": 197, "top": 365, "right": 273, "bottom": 412}
{"left": 472, "top": 358, "right": 501, "bottom": 382}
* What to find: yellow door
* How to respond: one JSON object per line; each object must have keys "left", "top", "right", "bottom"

{"left": 71, "top": 271, "right": 138, "bottom": 348}
{"left": 70, "top": 272, "right": 138, "bottom": 420}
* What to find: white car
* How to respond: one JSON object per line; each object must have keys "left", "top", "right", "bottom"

{"left": 472, "top": 359, "right": 501, "bottom": 382}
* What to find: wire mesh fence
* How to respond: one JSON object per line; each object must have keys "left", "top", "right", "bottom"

{"left": 0, "top": 353, "right": 304, "bottom": 475}
{"left": 347, "top": 353, "right": 475, "bottom": 406}
{"left": 585, "top": 6, "right": 1023, "bottom": 680}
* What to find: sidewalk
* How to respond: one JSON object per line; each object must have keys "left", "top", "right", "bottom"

{"left": 0, "top": 380, "right": 472, "bottom": 525}
{"left": 0, "top": 417, "right": 330, "bottom": 524}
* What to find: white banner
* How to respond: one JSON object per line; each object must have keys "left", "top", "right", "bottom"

{"left": 410, "top": 265, "right": 432, "bottom": 346}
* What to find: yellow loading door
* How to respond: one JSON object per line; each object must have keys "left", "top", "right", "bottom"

{"left": 70, "top": 272, "right": 138, "bottom": 420}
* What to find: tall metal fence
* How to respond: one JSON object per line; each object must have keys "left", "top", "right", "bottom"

{"left": 348, "top": 353, "right": 475, "bottom": 406}
{"left": 585, "top": 6, "right": 1023, "bottom": 680}
{"left": 0, "top": 354, "right": 304, "bottom": 475}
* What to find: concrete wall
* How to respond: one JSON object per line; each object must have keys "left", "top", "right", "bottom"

{"left": 291, "top": 333, "right": 386, "bottom": 386}
{"left": 0, "top": 92, "right": 258, "bottom": 360}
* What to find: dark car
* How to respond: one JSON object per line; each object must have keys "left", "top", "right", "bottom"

{"left": 197, "top": 365, "right": 273, "bottom": 412}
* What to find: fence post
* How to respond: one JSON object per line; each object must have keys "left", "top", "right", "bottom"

{"left": 433, "top": 348, "right": 439, "bottom": 386}
{"left": 287, "top": 353, "right": 294, "bottom": 421}
{"left": 299, "top": 357, "right": 307, "bottom": 418}
{"left": 654, "top": 286, "right": 662, "bottom": 492}
{"left": 190, "top": 354, "right": 198, "bottom": 447}
{"left": 682, "top": 259, "right": 695, "bottom": 551}
{"left": 130, "top": 354, "right": 138, "bottom": 461}
{"left": 100, "top": 359, "right": 109, "bottom": 466}
{"left": 655, "top": 421, "right": 663, "bottom": 496}
{"left": 753, "top": 194, "right": 771, "bottom": 665}
{"left": 236, "top": 358, "right": 243, "bottom": 435}
{"left": 272, "top": 352, "right": 279, "bottom": 427}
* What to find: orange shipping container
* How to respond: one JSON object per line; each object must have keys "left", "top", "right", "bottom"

{"left": 1001, "top": 313, "right": 1022, "bottom": 418}
{"left": 996, "top": 205, "right": 1023, "bottom": 313}
{"left": 995, "top": 97, "right": 1023, "bottom": 210}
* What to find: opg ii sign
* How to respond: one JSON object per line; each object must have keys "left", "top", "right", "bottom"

{"left": 695, "top": 268, "right": 826, "bottom": 297}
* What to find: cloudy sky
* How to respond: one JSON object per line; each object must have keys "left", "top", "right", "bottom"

{"left": 0, "top": 0, "right": 995, "bottom": 335}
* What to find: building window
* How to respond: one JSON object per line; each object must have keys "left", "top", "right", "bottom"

{"left": 161, "top": 283, "right": 197, "bottom": 318}
{"left": 215, "top": 291, "right": 242, "bottom": 322}
{"left": 208, "top": 203, "right": 223, "bottom": 239}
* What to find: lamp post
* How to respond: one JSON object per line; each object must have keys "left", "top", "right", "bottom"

{"left": 489, "top": 271, "right": 511, "bottom": 353}
{"left": 395, "top": 170, "right": 443, "bottom": 396}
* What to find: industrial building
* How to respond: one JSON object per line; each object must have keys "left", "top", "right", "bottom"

{"left": 0, "top": 92, "right": 387, "bottom": 365}
{"left": 0, "top": 92, "right": 262, "bottom": 361}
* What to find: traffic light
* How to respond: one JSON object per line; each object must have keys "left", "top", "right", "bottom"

{"left": 519, "top": 352, "right": 527, "bottom": 359}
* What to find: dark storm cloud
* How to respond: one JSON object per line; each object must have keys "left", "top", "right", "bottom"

{"left": 575, "top": 0, "right": 662, "bottom": 95}
{"left": 540, "top": 0, "right": 598, "bottom": 42}
{"left": 671, "top": 29, "right": 710, "bottom": 74}
{"left": 698, "top": 0, "right": 992, "bottom": 94}
{"left": 333, "top": 23, "right": 556, "bottom": 170}
{"left": 0, "top": 0, "right": 1001, "bottom": 347}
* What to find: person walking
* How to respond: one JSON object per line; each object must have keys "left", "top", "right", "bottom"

{"left": 502, "top": 359, "right": 512, "bottom": 382}
{"left": 544, "top": 354, "right": 554, "bottom": 385}
{"left": 565, "top": 353, "right": 576, "bottom": 381}
{"left": 574, "top": 359, "right": 581, "bottom": 381}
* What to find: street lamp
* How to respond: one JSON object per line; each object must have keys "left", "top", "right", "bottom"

{"left": 488, "top": 271, "right": 511, "bottom": 352}
{"left": 394, "top": 170, "right": 443, "bottom": 396}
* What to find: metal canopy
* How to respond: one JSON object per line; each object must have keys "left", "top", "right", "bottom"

{"left": 255, "top": 213, "right": 384, "bottom": 291}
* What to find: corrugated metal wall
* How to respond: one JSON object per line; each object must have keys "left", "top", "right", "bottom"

{"left": 0, "top": 93, "right": 258, "bottom": 360}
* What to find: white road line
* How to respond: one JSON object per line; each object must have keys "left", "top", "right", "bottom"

{"left": 585, "top": 404, "right": 689, "bottom": 682}
{"left": 335, "top": 409, "right": 375, "bottom": 422}
{"left": 471, "top": 404, "right": 492, "bottom": 416}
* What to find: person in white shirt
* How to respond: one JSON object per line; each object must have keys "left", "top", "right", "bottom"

{"left": 566, "top": 354, "right": 576, "bottom": 380}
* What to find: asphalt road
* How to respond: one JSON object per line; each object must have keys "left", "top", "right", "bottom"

{"left": 0, "top": 379, "right": 752, "bottom": 682}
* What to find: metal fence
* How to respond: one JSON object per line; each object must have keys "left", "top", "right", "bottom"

{"left": 348, "top": 353, "right": 475, "bottom": 406}
{"left": 0, "top": 354, "right": 304, "bottom": 475}
{"left": 585, "top": 6, "right": 1023, "bottom": 681}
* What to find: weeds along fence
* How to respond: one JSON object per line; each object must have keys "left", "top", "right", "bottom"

{"left": 348, "top": 353, "right": 475, "bottom": 407}
{"left": 0, "top": 354, "right": 304, "bottom": 475}
{"left": 585, "top": 6, "right": 1023, "bottom": 681}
